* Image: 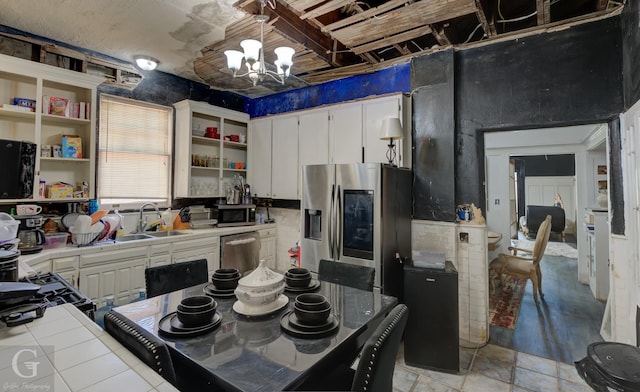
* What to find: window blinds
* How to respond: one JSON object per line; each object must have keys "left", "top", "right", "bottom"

{"left": 98, "top": 95, "right": 172, "bottom": 206}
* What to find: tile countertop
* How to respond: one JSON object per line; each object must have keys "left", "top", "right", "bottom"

{"left": 18, "top": 223, "right": 276, "bottom": 275}
{"left": 0, "top": 303, "right": 179, "bottom": 391}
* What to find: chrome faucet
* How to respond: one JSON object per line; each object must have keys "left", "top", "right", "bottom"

{"left": 137, "top": 203, "right": 161, "bottom": 233}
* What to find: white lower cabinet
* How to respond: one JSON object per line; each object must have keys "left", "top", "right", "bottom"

{"left": 79, "top": 258, "right": 146, "bottom": 308}
{"left": 79, "top": 247, "right": 148, "bottom": 307}
{"left": 29, "top": 260, "right": 52, "bottom": 275}
{"left": 172, "top": 237, "right": 220, "bottom": 276}
{"left": 258, "top": 228, "right": 277, "bottom": 269}
{"left": 149, "top": 243, "right": 171, "bottom": 267}
{"left": 52, "top": 256, "right": 79, "bottom": 289}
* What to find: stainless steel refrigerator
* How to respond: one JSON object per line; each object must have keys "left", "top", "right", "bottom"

{"left": 300, "top": 163, "right": 412, "bottom": 299}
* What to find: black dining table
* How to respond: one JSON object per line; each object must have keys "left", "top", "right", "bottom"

{"left": 112, "top": 281, "right": 397, "bottom": 392}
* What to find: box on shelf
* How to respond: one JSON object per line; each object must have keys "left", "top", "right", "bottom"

{"left": 43, "top": 96, "right": 70, "bottom": 116}
{"left": 1, "top": 104, "right": 32, "bottom": 112}
{"left": 12, "top": 98, "right": 36, "bottom": 112}
{"left": 61, "top": 135, "right": 82, "bottom": 158}
{"left": 47, "top": 182, "right": 74, "bottom": 199}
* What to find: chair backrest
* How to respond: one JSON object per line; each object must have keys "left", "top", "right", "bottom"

{"left": 532, "top": 215, "right": 552, "bottom": 262}
{"left": 352, "top": 304, "right": 409, "bottom": 392}
{"left": 318, "top": 259, "right": 375, "bottom": 291}
{"left": 104, "top": 310, "right": 177, "bottom": 385}
{"left": 145, "top": 258, "right": 209, "bottom": 298}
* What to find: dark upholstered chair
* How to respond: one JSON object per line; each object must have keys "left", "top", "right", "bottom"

{"left": 299, "top": 304, "right": 409, "bottom": 391}
{"left": 524, "top": 205, "right": 566, "bottom": 241}
{"left": 145, "top": 258, "right": 209, "bottom": 298}
{"left": 104, "top": 310, "right": 177, "bottom": 385}
{"left": 318, "top": 259, "right": 375, "bottom": 292}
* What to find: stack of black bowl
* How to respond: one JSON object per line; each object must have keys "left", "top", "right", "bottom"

{"left": 159, "top": 295, "right": 222, "bottom": 338}
{"left": 280, "top": 293, "right": 339, "bottom": 338}
{"left": 204, "top": 268, "right": 240, "bottom": 298}
{"left": 284, "top": 268, "right": 320, "bottom": 293}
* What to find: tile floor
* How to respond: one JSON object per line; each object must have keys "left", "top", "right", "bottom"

{"left": 393, "top": 342, "right": 593, "bottom": 391}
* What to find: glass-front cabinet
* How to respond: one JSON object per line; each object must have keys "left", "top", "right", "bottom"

{"left": 173, "top": 100, "right": 249, "bottom": 199}
{"left": 0, "top": 53, "right": 100, "bottom": 203}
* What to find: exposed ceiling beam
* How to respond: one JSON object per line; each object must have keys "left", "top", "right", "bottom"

{"left": 300, "top": 0, "right": 352, "bottom": 20}
{"left": 239, "top": 0, "right": 359, "bottom": 67}
{"left": 430, "top": 24, "right": 452, "bottom": 46}
{"left": 474, "top": 0, "right": 496, "bottom": 37}
{"left": 351, "top": 25, "right": 433, "bottom": 55}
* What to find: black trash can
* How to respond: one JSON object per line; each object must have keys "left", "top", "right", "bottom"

{"left": 575, "top": 342, "right": 640, "bottom": 391}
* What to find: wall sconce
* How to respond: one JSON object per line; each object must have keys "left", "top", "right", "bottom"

{"left": 380, "top": 117, "right": 404, "bottom": 166}
{"left": 134, "top": 55, "right": 159, "bottom": 71}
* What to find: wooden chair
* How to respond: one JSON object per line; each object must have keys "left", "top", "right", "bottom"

{"left": 489, "top": 215, "right": 552, "bottom": 305}
{"left": 299, "top": 304, "right": 409, "bottom": 391}
{"left": 144, "top": 258, "right": 209, "bottom": 298}
{"left": 318, "top": 259, "right": 375, "bottom": 291}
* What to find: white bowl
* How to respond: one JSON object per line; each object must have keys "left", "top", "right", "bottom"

{"left": 234, "top": 283, "right": 284, "bottom": 307}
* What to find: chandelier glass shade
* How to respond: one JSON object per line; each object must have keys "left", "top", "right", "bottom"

{"left": 224, "top": 1, "right": 294, "bottom": 86}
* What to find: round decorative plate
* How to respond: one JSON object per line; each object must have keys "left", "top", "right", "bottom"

{"left": 284, "top": 279, "right": 321, "bottom": 294}
{"left": 203, "top": 283, "right": 236, "bottom": 298}
{"left": 158, "top": 312, "right": 221, "bottom": 338}
{"left": 233, "top": 294, "right": 289, "bottom": 317}
{"left": 280, "top": 311, "right": 339, "bottom": 339}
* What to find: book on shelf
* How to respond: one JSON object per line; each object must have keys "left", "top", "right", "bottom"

{"left": 79, "top": 102, "right": 86, "bottom": 119}
{"left": 1, "top": 103, "right": 32, "bottom": 112}
{"left": 12, "top": 97, "right": 36, "bottom": 112}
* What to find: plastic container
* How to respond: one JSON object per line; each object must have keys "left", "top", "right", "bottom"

{"left": 0, "top": 213, "right": 20, "bottom": 242}
{"left": 44, "top": 232, "right": 70, "bottom": 249}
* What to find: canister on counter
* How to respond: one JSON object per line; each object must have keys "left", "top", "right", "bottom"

{"left": 41, "top": 145, "right": 52, "bottom": 157}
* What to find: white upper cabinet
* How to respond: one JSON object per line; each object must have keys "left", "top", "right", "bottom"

{"left": 173, "top": 100, "right": 249, "bottom": 199}
{"left": 248, "top": 117, "right": 273, "bottom": 198}
{"left": 363, "top": 95, "right": 403, "bottom": 165}
{"left": 298, "top": 109, "right": 330, "bottom": 198}
{"left": 0, "top": 53, "right": 101, "bottom": 202}
{"left": 248, "top": 94, "right": 405, "bottom": 200}
{"left": 271, "top": 115, "right": 299, "bottom": 199}
{"left": 329, "top": 102, "right": 363, "bottom": 164}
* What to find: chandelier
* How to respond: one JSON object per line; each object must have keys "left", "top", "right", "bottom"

{"left": 224, "top": 0, "right": 295, "bottom": 86}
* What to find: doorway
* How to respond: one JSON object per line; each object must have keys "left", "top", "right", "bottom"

{"left": 484, "top": 124, "right": 608, "bottom": 363}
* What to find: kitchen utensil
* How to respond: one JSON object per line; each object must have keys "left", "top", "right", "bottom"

{"left": 16, "top": 204, "right": 42, "bottom": 215}
{"left": 0, "top": 282, "right": 41, "bottom": 306}
{"left": 0, "top": 213, "right": 20, "bottom": 242}
{"left": 61, "top": 212, "right": 81, "bottom": 230}
{"left": 44, "top": 232, "right": 69, "bottom": 249}
{"left": 74, "top": 215, "right": 92, "bottom": 233}
{"left": 0, "top": 250, "right": 20, "bottom": 282}
{"left": 18, "top": 229, "right": 46, "bottom": 250}
{"left": 90, "top": 210, "right": 108, "bottom": 225}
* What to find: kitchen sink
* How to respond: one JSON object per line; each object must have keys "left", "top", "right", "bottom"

{"left": 146, "top": 230, "right": 187, "bottom": 237}
{"left": 116, "top": 234, "right": 153, "bottom": 242}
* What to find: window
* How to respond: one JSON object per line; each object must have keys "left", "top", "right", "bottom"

{"left": 98, "top": 94, "right": 172, "bottom": 209}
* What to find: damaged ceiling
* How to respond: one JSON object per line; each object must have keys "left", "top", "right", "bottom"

{"left": 0, "top": 0, "right": 624, "bottom": 98}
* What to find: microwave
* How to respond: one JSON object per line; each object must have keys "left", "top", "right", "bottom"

{"left": 213, "top": 204, "right": 256, "bottom": 227}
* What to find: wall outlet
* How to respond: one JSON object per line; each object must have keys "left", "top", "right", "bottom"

{"left": 459, "top": 232, "right": 469, "bottom": 242}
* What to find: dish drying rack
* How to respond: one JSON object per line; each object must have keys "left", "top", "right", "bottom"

{"left": 70, "top": 228, "right": 114, "bottom": 247}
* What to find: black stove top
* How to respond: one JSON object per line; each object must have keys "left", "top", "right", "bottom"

{"left": 0, "top": 273, "right": 95, "bottom": 327}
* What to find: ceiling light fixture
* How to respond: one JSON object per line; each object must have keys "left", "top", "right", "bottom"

{"left": 224, "top": 0, "right": 294, "bottom": 86}
{"left": 134, "top": 55, "right": 159, "bottom": 71}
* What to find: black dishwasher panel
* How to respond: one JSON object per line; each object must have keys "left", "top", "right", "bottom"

{"left": 404, "top": 260, "right": 459, "bottom": 373}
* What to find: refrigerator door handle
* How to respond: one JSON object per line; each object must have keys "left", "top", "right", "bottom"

{"left": 336, "top": 185, "right": 342, "bottom": 258}
{"left": 329, "top": 184, "right": 335, "bottom": 259}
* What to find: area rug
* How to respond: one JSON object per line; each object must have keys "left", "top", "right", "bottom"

{"left": 489, "top": 276, "right": 526, "bottom": 330}
{"left": 511, "top": 238, "right": 578, "bottom": 258}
